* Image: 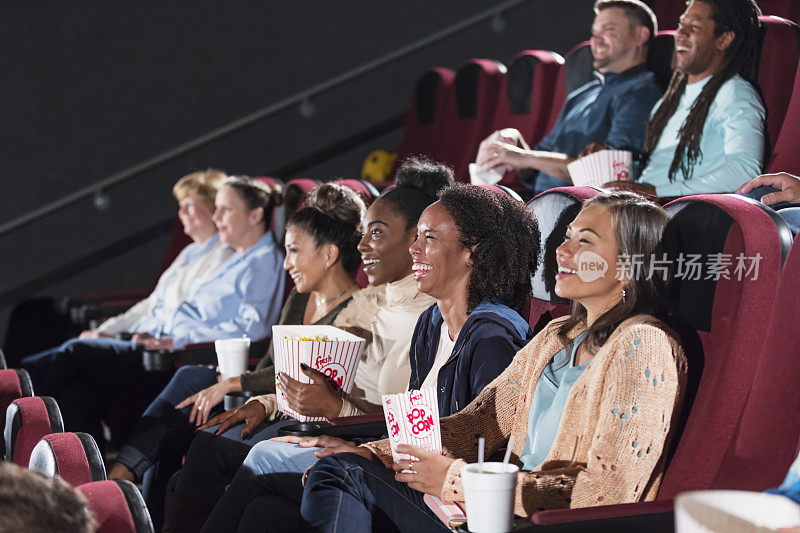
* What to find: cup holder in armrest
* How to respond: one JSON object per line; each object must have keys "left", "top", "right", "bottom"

{"left": 224, "top": 391, "right": 253, "bottom": 411}
{"left": 277, "top": 422, "right": 332, "bottom": 437}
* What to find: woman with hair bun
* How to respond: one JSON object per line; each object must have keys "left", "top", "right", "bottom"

{"left": 107, "top": 182, "right": 364, "bottom": 516}
{"left": 161, "top": 158, "right": 458, "bottom": 531}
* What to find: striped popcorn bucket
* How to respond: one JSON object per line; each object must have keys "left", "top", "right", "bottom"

{"left": 382, "top": 388, "right": 442, "bottom": 462}
{"left": 272, "top": 325, "right": 366, "bottom": 422}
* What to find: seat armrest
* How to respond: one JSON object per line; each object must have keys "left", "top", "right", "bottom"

{"left": 530, "top": 499, "right": 674, "bottom": 525}
{"left": 142, "top": 338, "right": 270, "bottom": 371}
{"left": 330, "top": 414, "right": 385, "bottom": 426}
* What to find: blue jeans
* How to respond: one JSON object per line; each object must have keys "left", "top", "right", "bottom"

{"left": 202, "top": 442, "right": 321, "bottom": 532}
{"left": 17, "top": 337, "right": 172, "bottom": 447}
{"left": 301, "top": 453, "right": 449, "bottom": 533}
{"left": 115, "top": 365, "right": 218, "bottom": 480}
{"left": 173, "top": 417, "right": 297, "bottom": 503}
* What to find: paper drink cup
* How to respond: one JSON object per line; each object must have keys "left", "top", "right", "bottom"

{"left": 214, "top": 338, "right": 250, "bottom": 380}
{"left": 382, "top": 388, "right": 442, "bottom": 462}
{"left": 461, "top": 462, "right": 519, "bottom": 533}
{"left": 675, "top": 490, "right": 800, "bottom": 533}
{"left": 272, "top": 325, "right": 365, "bottom": 422}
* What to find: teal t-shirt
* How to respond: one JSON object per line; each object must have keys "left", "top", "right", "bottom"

{"left": 519, "top": 332, "right": 589, "bottom": 471}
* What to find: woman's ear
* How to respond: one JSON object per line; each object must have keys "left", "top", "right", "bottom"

{"left": 249, "top": 206, "right": 265, "bottom": 228}
{"left": 324, "top": 243, "right": 340, "bottom": 268}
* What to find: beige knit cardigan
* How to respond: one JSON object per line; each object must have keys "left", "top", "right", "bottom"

{"left": 364, "top": 314, "right": 687, "bottom": 516}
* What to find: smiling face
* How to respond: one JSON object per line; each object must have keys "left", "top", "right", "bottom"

{"left": 555, "top": 204, "right": 624, "bottom": 315}
{"left": 283, "top": 225, "right": 330, "bottom": 293}
{"left": 408, "top": 202, "right": 472, "bottom": 300}
{"left": 674, "top": 1, "right": 733, "bottom": 83}
{"left": 590, "top": 7, "right": 646, "bottom": 73}
{"left": 177, "top": 192, "right": 216, "bottom": 243}
{"left": 212, "top": 185, "right": 264, "bottom": 251}
{"left": 358, "top": 198, "right": 416, "bottom": 286}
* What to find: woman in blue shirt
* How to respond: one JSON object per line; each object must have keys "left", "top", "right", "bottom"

{"left": 20, "top": 176, "right": 285, "bottom": 453}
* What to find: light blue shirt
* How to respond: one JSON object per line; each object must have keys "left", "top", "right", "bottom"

{"left": 141, "top": 232, "right": 285, "bottom": 348}
{"left": 520, "top": 332, "right": 589, "bottom": 470}
{"left": 639, "top": 74, "right": 765, "bottom": 197}
{"left": 129, "top": 234, "right": 224, "bottom": 335}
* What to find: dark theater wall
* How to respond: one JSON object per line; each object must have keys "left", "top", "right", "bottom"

{"left": 0, "top": 0, "right": 596, "bottom": 343}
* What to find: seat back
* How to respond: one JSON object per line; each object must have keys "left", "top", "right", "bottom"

{"left": 331, "top": 179, "right": 380, "bottom": 206}
{"left": 4, "top": 396, "right": 63, "bottom": 467}
{"left": 0, "top": 347, "right": 6, "bottom": 369}
{"left": 766, "top": 52, "right": 800, "bottom": 174}
{"left": 524, "top": 186, "right": 600, "bottom": 332}
{"left": 655, "top": 194, "right": 791, "bottom": 498}
{"left": 490, "top": 50, "right": 564, "bottom": 148}
{"left": 0, "top": 368, "right": 33, "bottom": 454}
{"left": 253, "top": 176, "right": 284, "bottom": 239}
{"left": 78, "top": 479, "right": 154, "bottom": 533}
{"left": 757, "top": 16, "right": 800, "bottom": 148}
{"left": 438, "top": 59, "right": 507, "bottom": 181}
{"left": 29, "top": 432, "right": 106, "bottom": 487}
{"left": 710, "top": 236, "right": 800, "bottom": 491}
{"left": 395, "top": 67, "right": 456, "bottom": 173}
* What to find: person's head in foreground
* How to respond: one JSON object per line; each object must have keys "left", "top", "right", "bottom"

{"left": 643, "top": 0, "right": 762, "bottom": 182}
{"left": 172, "top": 168, "right": 227, "bottom": 243}
{"left": 0, "top": 462, "right": 94, "bottom": 533}
{"left": 213, "top": 176, "right": 282, "bottom": 253}
{"left": 283, "top": 182, "right": 365, "bottom": 294}
{"left": 591, "top": 0, "right": 657, "bottom": 73}
{"left": 410, "top": 184, "right": 540, "bottom": 314}
{"left": 359, "top": 157, "right": 454, "bottom": 287}
{"left": 296, "top": 192, "right": 687, "bottom": 531}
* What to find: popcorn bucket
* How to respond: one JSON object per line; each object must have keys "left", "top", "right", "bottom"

{"left": 567, "top": 149, "right": 633, "bottom": 188}
{"left": 382, "top": 389, "right": 442, "bottom": 462}
{"left": 675, "top": 490, "right": 800, "bottom": 533}
{"left": 272, "top": 325, "right": 366, "bottom": 422}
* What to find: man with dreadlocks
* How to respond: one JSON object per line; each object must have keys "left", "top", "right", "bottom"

{"left": 475, "top": 0, "right": 663, "bottom": 194}
{"left": 603, "top": 0, "right": 765, "bottom": 197}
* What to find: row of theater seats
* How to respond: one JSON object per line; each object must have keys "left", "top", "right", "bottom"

{"left": 8, "top": 184, "right": 797, "bottom": 530}
{"left": 394, "top": 15, "right": 800, "bottom": 189}
{"left": 0, "top": 367, "right": 153, "bottom": 532}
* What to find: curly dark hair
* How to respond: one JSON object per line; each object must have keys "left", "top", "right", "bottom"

{"left": 438, "top": 184, "right": 540, "bottom": 313}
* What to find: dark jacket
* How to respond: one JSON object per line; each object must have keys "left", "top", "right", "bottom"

{"left": 408, "top": 301, "right": 532, "bottom": 417}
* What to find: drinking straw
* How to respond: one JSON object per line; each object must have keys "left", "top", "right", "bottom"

{"left": 503, "top": 436, "right": 515, "bottom": 464}
{"left": 477, "top": 437, "right": 485, "bottom": 471}
{"left": 243, "top": 317, "right": 254, "bottom": 337}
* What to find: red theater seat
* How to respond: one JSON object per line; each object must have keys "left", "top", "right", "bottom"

{"left": 757, "top": 16, "right": 800, "bottom": 148}
{"left": 29, "top": 432, "right": 106, "bottom": 487}
{"left": 438, "top": 59, "right": 506, "bottom": 181}
{"left": 525, "top": 186, "right": 600, "bottom": 332}
{"left": 527, "top": 194, "right": 792, "bottom": 529}
{"left": 395, "top": 67, "right": 456, "bottom": 173}
{"left": 766, "top": 51, "right": 800, "bottom": 174}
{"left": 4, "top": 396, "right": 63, "bottom": 467}
{"left": 490, "top": 50, "right": 564, "bottom": 149}
{"left": 331, "top": 179, "right": 380, "bottom": 206}
{"left": 0, "top": 368, "right": 33, "bottom": 454}
{"left": 78, "top": 479, "right": 154, "bottom": 533}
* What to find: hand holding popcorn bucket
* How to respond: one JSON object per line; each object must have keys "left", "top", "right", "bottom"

{"left": 567, "top": 149, "right": 633, "bottom": 188}
{"left": 272, "top": 325, "right": 366, "bottom": 422}
{"left": 382, "top": 388, "right": 442, "bottom": 463}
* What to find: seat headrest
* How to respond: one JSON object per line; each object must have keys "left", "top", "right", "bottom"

{"left": 78, "top": 479, "right": 154, "bottom": 533}
{"left": 29, "top": 432, "right": 106, "bottom": 486}
{"left": 5, "top": 396, "right": 63, "bottom": 466}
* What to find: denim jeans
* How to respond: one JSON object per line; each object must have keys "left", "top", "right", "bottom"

{"left": 116, "top": 365, "right": 219, "bottom": 480}
{"left": 173, "top": 417, "right": 297, "bottom": 503}
{"left": 301, "top": 453, "right": 449, "bottom": 533}
{"left": 202, "top": 442, "right": 320, "bottom": 532}
{"left": 18, "top": 337, "right": 172, "bottom": 448}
